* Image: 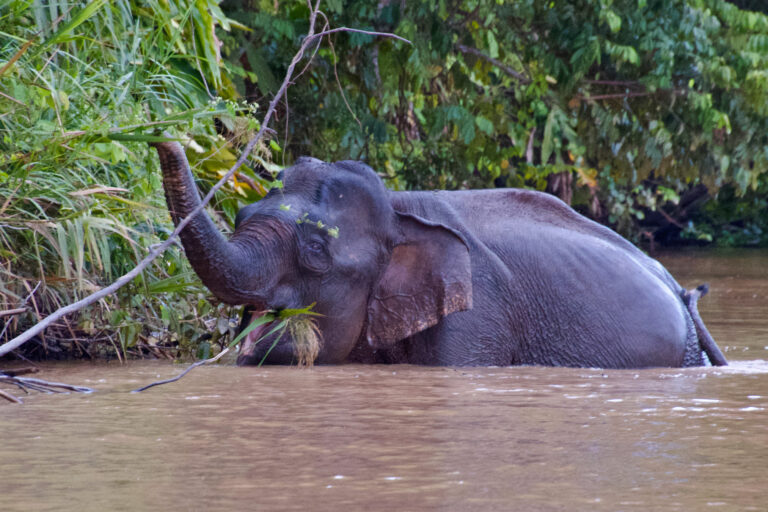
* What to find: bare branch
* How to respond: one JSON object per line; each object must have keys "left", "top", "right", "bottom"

{"left": 577, "top": 90, "right": 686, "bottom": 102}
{"left": 455, "top": 44, "right": 530, "bottom": 83}
{"left": 584, "top": 79, "right": 645, "bottom": 87}
{"left": 310, "top": 27, "right": 411, "bottom": 45}
{"left": 0, "top": 374, "right": 94, "bottom": 394}
{"left": 324, "top": 21, "right": 363, "bottom": 131}
{"left": 0, "top": 281, "right": 40, "bottom": 343}
{"left": 0, "top": 366, "right": 39, "bottom": 377}
{"left": 0, "top": 388, "right": 22, "bottom": 404}
{"left": 234, "top": 172, "right": 260, "bottom": 192}
{"left": 0, "top": 308, "right": 27, "bottom": 318}
{"left": 0, "top": 90, "right": 25, "bottom": 106}
{"left": 131, "top": 346, "right": 231, "bottom": 393}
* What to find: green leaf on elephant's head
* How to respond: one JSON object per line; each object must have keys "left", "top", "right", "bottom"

{"left": 278, "top": 303, "right": 323, "bottom": 319}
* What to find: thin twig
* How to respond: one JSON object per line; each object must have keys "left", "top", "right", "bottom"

{"left": 310, "top": 27, "right": 411, "bottom": 45}
{"left": 0, "top": 367, "right": 39, "bottom": 377}
{"left": 525, "top": 127, "right": 536, "bottom": 164}
{"left": 23, "top": 280, "right": 45, "bottom": 347}
{"left": 293, "top": 16, "right": 328, "bottom": 82}
{"left": 657, "top": 207, "right": 686, "bottom": 229}
{"left": 0, "top": 308, "right": 27, "bottom": 318}
{"left": 584, "top": 79, "right": 645, "bottom": 87}
{"left": 327, "top": 26, "right": 362, "bottom": 131}
{"left": 131, "top": 346, "right": 231, "bottom": 393}
{"left": 0, "top": 282, "right": 40, "bottom": 343}
{"left": 455, "top": 43, "right": 530, "bottom": 83}
{"left": 0, "top": 6, "right": 408, "bottom": 359}
{"left": 0, "top": 388, "right": 22, "bottom": 404}
{"left": 234, "top": 172, "right": 260, "bottom": 192}
{"left": 0, "top": 90, "right": 25, "bottom": 106}
{"left": 577, "top": 90, "right": 686, "bottom": 102}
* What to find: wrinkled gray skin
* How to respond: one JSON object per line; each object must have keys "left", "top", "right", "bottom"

{"left": 151, "top": 140, "right": 727, "bottom": 368}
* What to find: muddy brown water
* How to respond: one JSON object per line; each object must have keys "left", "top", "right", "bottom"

{"left": 1, "top": 249, "right": 767, "bottom": 511}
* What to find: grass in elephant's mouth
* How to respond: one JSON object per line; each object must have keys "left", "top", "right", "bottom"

{"left": 287, "top": 316, "right": 322, "bottom": 367}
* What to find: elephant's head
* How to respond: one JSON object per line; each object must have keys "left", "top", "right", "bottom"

{"left": 151, "top": 140, "right": 472, "bottom": 365}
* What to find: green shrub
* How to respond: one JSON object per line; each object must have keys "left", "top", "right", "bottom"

{"left": 0, "top": 0, "right": 266, "bottom": 358}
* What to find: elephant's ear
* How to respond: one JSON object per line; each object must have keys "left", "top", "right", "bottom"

{"left": 366, "top": 212, "right": 473, "bottom": 348}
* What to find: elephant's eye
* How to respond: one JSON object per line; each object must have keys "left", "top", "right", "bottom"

{"left": 300, "top": 238, "right": 330, "bottom": 273}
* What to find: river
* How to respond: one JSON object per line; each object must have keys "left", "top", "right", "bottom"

{"left": 1, "top": 249, "right": 767, "bottom": 511}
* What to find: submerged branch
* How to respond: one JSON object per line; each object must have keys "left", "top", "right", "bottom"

{"left": 0, "top": 366, "right": 39, "bottom": 377}
{"left": 0, "top": 388, "right": 22, "bottom": 404}
{"left": 131, "top": 346, "right": 231, "bottom": 393}
{"left": 0, "top": 371, "right": 94, "bottom": 400}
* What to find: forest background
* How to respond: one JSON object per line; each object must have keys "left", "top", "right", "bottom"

{"left": 1, "top": 0, "right": 767, "bottom": 361}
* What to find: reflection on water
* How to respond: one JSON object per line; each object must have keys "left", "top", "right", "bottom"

{"left": 1, "top": 249, "right": 767, "bottom": 512}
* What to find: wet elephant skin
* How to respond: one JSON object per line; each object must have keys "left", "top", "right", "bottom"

{"left": 151, "top": 140, "right": 726, "bottom": 368}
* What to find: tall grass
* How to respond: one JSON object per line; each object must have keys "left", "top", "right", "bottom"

{"left": 0, "top": 1, "right": 264, "bottom": 359}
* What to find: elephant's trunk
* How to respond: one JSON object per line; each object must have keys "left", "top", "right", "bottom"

{"left": 151, "top": 138, "right": 266, "bottom": 306}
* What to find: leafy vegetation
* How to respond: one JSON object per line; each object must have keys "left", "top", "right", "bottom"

{"left": 224, "top": 0, "right": 768, "bottom": 241}
{"left": 0, "top": 0, "right": 265, "bottom": 359}
{"left": 1, "top": 0, "right": 767, "bottom": 361}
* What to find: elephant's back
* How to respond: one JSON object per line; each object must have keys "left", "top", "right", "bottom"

{"left": 468, "top": 190, "right": 689, "bottom": 367}
{"left": 437, "top": 188, "right": 640, "bottom": 253}
{"left": 435, "top": 188, "right": 683, "bottom": 293}
{"left": 504, "top": 226, "right": 690, "bottom": 367}
{"left": 392, "top": 188, "right": 691, "bottom": 368}
{"left": 389, "top": 187, "right": 685, "bottom": 300}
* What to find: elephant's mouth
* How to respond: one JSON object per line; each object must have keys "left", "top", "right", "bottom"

{"left": 236, "top": 309, "right": 278, "bottom": 365}
{"left": 236, "top": 307, "right": 322, "bottom": 366}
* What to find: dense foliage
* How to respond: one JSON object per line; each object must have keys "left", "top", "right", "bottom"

{"left": 1, "top": 0, "right": 767, "bottom": 360}
{"left": 0, "top": 0, "right": 262, "bottom": 358}
{"left": 224, "top": 0, "right": 768, "bottom": 241}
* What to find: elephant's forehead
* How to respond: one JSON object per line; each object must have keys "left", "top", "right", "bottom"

{"left": 280, "top": 163, "right": 331, "bottom": 193}
{"left": 282, "top": 160, "right": 385, "bottom": 203}
{"left": 238, "top": 158, "right": 392, "bottom": 231}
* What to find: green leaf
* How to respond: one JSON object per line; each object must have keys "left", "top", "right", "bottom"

{"left": 475, "top": 116, "right": 494, "bottom": 135}
{"left": 228, "top": 313, "right": 277, "bottom": 349}
{"left": 603, "top": 10, "right": 622, "bottom": 33}
{"left": 571, "top": 37, "right": 601, "bottom": 75}
{"left": 148, "top": 272, "right": 201, "bottom": 294}
{"left": 487, "top": 31, "right": 499, "bottom": 59}
{"left": 278, "top": 303, "right": 323, "bottom": 319}
{"left": 459, "top": 118, "right": 476, "bottom": 144}
{"left": 43, "top": 0, "right": 108, "bottom": 49}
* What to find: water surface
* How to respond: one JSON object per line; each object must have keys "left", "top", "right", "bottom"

{"left": 1, "top": 249, "right": 767, "bottom": 511}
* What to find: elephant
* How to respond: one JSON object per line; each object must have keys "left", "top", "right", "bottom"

{"left": 150, "top": 139, "right": 727, "bottom": 369}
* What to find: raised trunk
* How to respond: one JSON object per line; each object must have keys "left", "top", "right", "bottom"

{"left": 151, "top": 139, "right": 265, "bottom": 306}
